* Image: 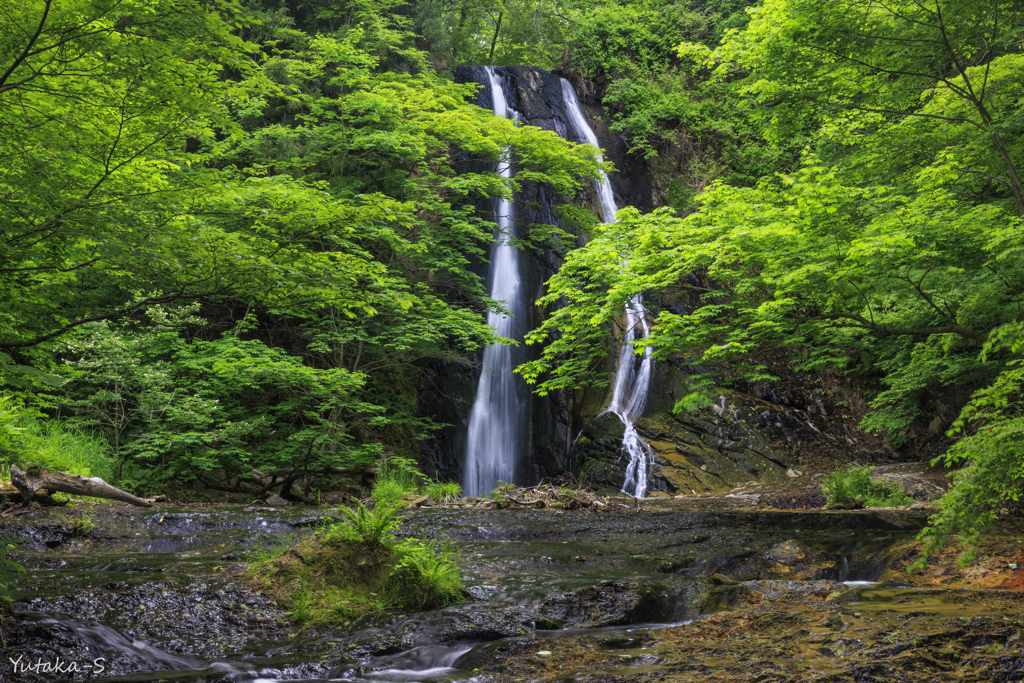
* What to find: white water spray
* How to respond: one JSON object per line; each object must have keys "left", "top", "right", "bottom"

{"left": 464, "top": 67, "right": 528, "bottom": 497}
{"left": 560, "top": 78, "right": 654, "bottom": 498}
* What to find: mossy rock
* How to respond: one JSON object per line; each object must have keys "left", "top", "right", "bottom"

{"left": 248, "top": 532, "right": 461, "bottom": 625}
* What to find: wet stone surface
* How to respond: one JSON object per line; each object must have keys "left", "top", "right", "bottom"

{"left": 0, "top": 499, "right": 1021, "bottom": 682}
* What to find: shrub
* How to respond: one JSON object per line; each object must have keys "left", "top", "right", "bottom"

{"left": 386, "top": 538, "right": 462, "bottom": 610}
{"left": 425, "top": 479, "right": 461, "bottom": 504}
{"left": 912, "top": 323, "right": 1024, "bottom": 567}
{"left": 822, "top": 465, "right": 913, "bottom": 508}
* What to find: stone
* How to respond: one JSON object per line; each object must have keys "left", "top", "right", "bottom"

{"left": 768, "top": 540, "right": 806, "bottom": 566}
{"left": 406, "top": 495, "right": 430, "bottom": 508}
{"left": 537, "top": 582, "right": 673, "bottom": 628}
{"left": 868, "top": 463, "right": 948, "bottom": 500}
{"left": 322, "top": 491, "right": 350, "bottom": 505}
{"left": 265, "top": 493, "right": 289, "bottom": 506}
{"left": 828, "top": 497, "right": 866, "bottom": 510}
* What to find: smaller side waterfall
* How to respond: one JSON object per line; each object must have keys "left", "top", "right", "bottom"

{"left": 463, "top": 67, "right": 528, "bottom": 497}
{"left": 560, "top": 79, "right": 654, "bottom": 498}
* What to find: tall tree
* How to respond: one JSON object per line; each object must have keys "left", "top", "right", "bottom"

{"left": 0, "top": 0, "right": 262, "bottom": 356}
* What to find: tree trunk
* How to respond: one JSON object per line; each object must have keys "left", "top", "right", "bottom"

{"left": 489, "top": 11, "right": 503, "bottom": 62}
{"left": 10, "top": 464, "right": 153, "bottom": 507}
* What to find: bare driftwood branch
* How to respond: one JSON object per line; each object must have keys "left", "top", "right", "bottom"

{"left": 10, "top": 464, "right": 153, "bottom": 507}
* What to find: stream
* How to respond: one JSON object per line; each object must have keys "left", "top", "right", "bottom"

{"left": 3, "top": 501, "right": 1023, "bottom": 682}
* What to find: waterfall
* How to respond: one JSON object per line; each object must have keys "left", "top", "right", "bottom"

{"left": 463, "top": 67, "right": 529, "bottom": 497}
{"left": 560, "top": 78, "right": 655, "bottom": 498}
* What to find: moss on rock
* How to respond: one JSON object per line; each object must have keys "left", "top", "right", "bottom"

{"left": 248, "top": 505, "right": 462, "bottom": 625}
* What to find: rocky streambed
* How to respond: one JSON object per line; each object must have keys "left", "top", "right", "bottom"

{"left": 1, "top": 499, "right": 1022, "bottom": 682}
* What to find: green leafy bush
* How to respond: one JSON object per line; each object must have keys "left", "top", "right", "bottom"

{"left": 386, "top": 538, "right": 462, "bottom": 611}
{"left": 822, "top": 465, "right": 913, "bottom": 508}
{"left": 370, "top": 479, "right": 406, "bottom": 508}
{"left": 914, "top": 322, "right": 1024, "bottom": 567}
{"left": 58, "top": 307, "right": 382, "bottom": 488}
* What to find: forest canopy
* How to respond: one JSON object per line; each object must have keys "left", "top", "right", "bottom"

{"left": 0, "top": 0, "right": 1021, "bottom": 558}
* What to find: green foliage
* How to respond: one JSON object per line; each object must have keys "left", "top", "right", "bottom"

{"left": 425, "top": 479, "right": 462, "bottom": 504}
{"left": 565, "top": 1, "right": 715, "bottom": 81}
{"left": 0, "top": 534, "right": 25, "bottom": 616}
{"left": 70, "top": 513, "right": 97, "bottom": 538}
{"left": 371, "top": 479, "right": 406, "bottom": 508}
{"left": 0, "top": 395, "right": 114, "bottom": 480}
{"left": 251, "top": 498, "right": 461, "bottom": 622}
{"left": 914, "top": 323, "right": 1024, "bottom": 566}
{"left": 409, "top": 0, "right": 569, "bottom": 67}
{"left": 822, "top": 465, "right": 912, "bottom": 509}
{"left": 0, "top": 396, "right": 25, "bottom": 467}
{"left": 330, "top": 499, "right": 406, "bottom": 543}
{"left": 557, "top": 0, "right": 784, "bottom": 205}
{"left": 386, "top": 537, "right": 463, "bottom": 610}
{"left": 329, "top": 499, "right": 462, "bottom": 611}
{"left": 0, "top": 0, "right": 264, "bottom": 352}
{"left": 254, "top": 535, "right": 298, "bottom": 564}
{"left": 371, "top": 455, "right": 423, "bottom": 507}
{"left": 490, "top": 480, "right": 515, "bottom": 500}
{"left": 58, "top": 307, "right": 380, "bottom": 486}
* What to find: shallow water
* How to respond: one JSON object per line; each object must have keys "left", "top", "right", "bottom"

{"left": 4, "top": 502, "right": 1016, "bottom": 682}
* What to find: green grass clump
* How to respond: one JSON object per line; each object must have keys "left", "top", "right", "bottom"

{"left": 425, "top": 479, "right": 461, "bottom": 504}
{"left": 822, "top": 465, "right": 913, "bottom": 508}
{"left": 371, "top": 478, "right": 406, "bottom": 507}
{"left": 0, "top": 395, "right": 114, "bottom": 482}
{"left": 248, "top": 500, "right": 462, "bottom": 624}
{"left": 370, "top": 455, "right": 422, "bottom": 507}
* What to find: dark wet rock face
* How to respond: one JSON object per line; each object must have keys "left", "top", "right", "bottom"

{"left": 14, "top": 581, "right": 291, "bottom": 662}
{"left": 577, "top": 367, "right": 901, "bottom": 497}
{"left": 538, "top": 581, "right": 677, "bottom": 628}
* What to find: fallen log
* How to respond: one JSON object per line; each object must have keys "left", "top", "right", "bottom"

{"left": 259, "top": 465, "right": 378, "bottom": 477}
{"left": 10, "top": 464, "right": 153, "bottom": 507}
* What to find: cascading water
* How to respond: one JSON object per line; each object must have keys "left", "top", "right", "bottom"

{"left": 463, "top": 67, "right": 529, "bottom": 497}
{"left": 560, "top": 78, "right": 655, "bottom": 498}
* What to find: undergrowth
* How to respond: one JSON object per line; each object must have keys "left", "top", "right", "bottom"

{"left": 248, "top": 499, "right": 461, "bottom": 624}
{"left": 0, "top": 535, "right": 24, "bottom": 618}
{"left": 371, "top": 455, "right": 423, "bottom": 507}
{"left": 0, "top": 396, "right": 115, "bottom": 481}
{"left": 822, "top": 465, "right": 913, "bottom": 508}
{"left": 425, "top": 479, "right": 461, "bottom": 504}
